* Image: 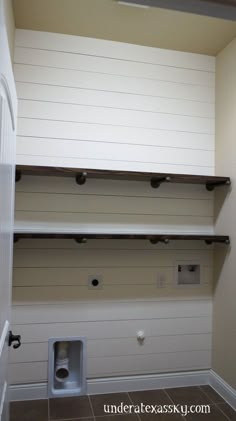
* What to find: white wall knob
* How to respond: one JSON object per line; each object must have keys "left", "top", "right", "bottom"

{"left": 137, "top": 330, "right": 145, "bottom": 341}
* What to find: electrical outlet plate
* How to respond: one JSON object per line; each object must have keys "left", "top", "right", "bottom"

{"left": 88, "top": 274, "right": 103, "bottom": 289}
{"left": 157, "top": 273, "right": 165, "bottom": 288}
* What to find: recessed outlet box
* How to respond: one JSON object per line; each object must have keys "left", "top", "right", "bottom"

{"left": 175, "top": 262, "right": 200, "bottom": 286}
{"left": 88, "top": 274, "right": 103, "bottom": 289}
{"left": 48, "top": 337, "right": 87, "bottom": 398}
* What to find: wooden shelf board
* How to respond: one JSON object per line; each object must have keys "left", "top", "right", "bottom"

{"left": 15, "top": 165, "right": 231, "bottom": 189}
{"left": 14, "top": 232, "right": 230, "bottom": 244}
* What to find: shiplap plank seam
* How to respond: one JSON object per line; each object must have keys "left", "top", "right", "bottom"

{"left": 15, "top": 30, "right": 215, "bottom": 72}
{"left": 14, "top": 47, "right": 215, "bottom": 86}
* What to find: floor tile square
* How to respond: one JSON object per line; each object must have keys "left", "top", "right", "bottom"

{"left": 95, "top": 416, "right": 139, "bottom": 421}
{"left": 217, "top": 402, "right": 236, "bottom": 421}
{"left": 165, "top": 386, "right": 212, "bottom": 405}
{"left": 139, "top": 414, "right": 185, "bottom": 421}
{"left": 90, "top": 392, "right": 131, "bottom": 417}
{"left": 128, "top": 389, "right": 172, "bottom": 406}
{"left": 49, "top": 396, "right": 92, "bottom": 420}
{"left": 200, "top": 386, "right": 225, "bottom": 404}
{"left": 10, "top": 399, "right": 48, "bottom": 421}
{"left": 185, "top": 404, "right": 229, "bottom": 420}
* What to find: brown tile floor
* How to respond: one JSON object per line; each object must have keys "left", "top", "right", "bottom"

{"left": 10, "top": 386, "right": 236, "bottom": 421}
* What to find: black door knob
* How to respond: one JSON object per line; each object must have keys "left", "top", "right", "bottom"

{"left": 8, "top": 331, "right": 21, "bottom": 349}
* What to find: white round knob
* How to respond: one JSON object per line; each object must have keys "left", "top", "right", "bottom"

{"left": 137, "top": 330, "right": 145, "bottom": 341}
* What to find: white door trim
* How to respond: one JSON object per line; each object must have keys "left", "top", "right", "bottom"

{"left": 0, "top": 322, "right": 9, "bottom": 359}
{"left": 0, "top": 382, "right": 7, "bottom": 420}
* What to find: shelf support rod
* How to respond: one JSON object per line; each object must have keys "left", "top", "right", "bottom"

{"left": 150, "top": 176, "right": 171, "bottom": 188}
{"left": 149, "top": 238, "right": 170, "bottom": 244}
{"left": 75, "top": 172, "right": 87, "bottom": 185}
{"left": 205, "top": 238, "right": 230, "bottom": 245}
{"left": 74, "top": 237, "right": 87, "bottom": 244}
{"left": 206, "top": 179, "right": 231, "bottom": 191}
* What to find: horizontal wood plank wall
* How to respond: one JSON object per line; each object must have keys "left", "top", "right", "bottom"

{"left": 14, "top": 29, "right": 215, "bottom": 175}
{"left": 12, "top": 30, "right": 215, "bottom": 386}
{"left": 12, "top": 176, "right": 214, "bottom": 384}
{"left": 14, "top": 176, "right": 214, "bottom": 235}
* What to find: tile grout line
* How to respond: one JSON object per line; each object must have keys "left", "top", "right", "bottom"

{"left": 127, "top": 391, "right": 141, "bottom": 421}
{"left": 199, "top": 385, "right": 219, "bottom": 405}
{"left": 57, "top": 417, "right": 96, "bottom": 421}
{"left": 57, "top": 416, "right": 96, "bottom": 421}
{"left": 199, "top": 385, "right": 228, "bottom": 409}
{"left": 88, "top": 394, "right": 96, "bottom": 421}
{"left": 216, "top": 403, "right": 232, "bottom": 421}
{"left": 164, "top": 386, "right": 231, "bottom": 420}
{"left": 198, "top": 384, "right": 231, "bottom": 418}
{"left": 57, "top": 415, "right": 139, "bottom": 421}
{"left": 95, "top": 415, "right": 131, "bottom": 418}
{"left": 163, "top": 388, "right": 188, "bottom": 421}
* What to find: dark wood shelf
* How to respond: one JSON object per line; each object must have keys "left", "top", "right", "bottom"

{"left": 15, "top": 165, "right": 231, "bottom": 191}
{"left": 14, "top": 166, "right": 230, "bottom": 244}
{"left": 14, "top": 232, "right": 230, "bottom": 245}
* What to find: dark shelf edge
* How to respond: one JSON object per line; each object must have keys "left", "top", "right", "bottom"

{"left": 15, "top": 165, "right": 231, "bottom": 189}
{"left": 14, "top": 233, "right": 230, "bottom": 245}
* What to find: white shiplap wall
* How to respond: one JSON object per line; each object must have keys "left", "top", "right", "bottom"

{"left": 12, "top": 176, "right": 214, "bottom": 385}
{"left": 14, "top": 29, "right": 215, "bottom": 175}
{"left": 11, "top": 30, "right": 215, "bottom": 387}
{"left": 12, "top": 234, "right": 213, "bottom": 383}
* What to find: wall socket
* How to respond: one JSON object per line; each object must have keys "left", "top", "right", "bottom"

{"left": 88, "top": 275, "right": 103, "bottom": 289}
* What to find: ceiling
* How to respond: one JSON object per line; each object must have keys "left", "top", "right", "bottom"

{"left": 12, "top": 0, "right": 236, "bottom": 55}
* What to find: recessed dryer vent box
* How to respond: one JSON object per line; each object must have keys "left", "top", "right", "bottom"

{"left": 48, "top": 337, "right": 87, "bottom": 398}
{"left": 175, "top": 262, "right": 201, "bottom": 286}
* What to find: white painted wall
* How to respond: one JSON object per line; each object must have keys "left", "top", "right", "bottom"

{"left": 213, "top": 37, "right": 236, "bottom": 390}
{"left": 11, "top": 30, "right": 216, "bottom": 387}
{"left": 14, "top": 29, "right": 215, "bottom": 175}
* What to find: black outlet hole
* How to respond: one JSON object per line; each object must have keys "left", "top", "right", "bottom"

{"left": 91, "top": 279, "right": 99, "bottom": 287}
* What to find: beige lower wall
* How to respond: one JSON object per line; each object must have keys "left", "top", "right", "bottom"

{"left": 214, "top": 37, "right": 236, "bottom": 390}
